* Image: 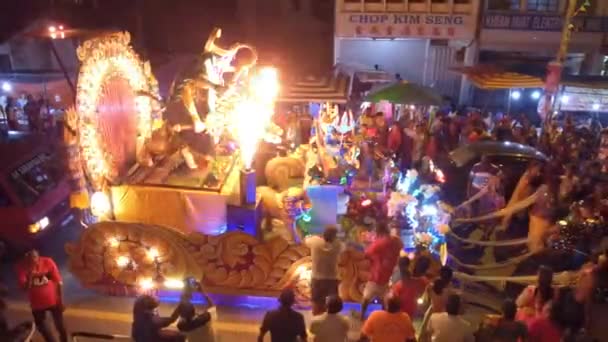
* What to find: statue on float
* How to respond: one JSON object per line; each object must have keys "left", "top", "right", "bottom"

{"left": 140, "top": 28, "right": 257, "bottom": 173}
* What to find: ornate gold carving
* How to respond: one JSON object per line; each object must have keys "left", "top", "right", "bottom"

{"left": 66, "top": 222, "right": 370, "bottom": 301}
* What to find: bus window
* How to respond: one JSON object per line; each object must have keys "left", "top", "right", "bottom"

{"left": 8, "top": 153, "right": 61, "bottom": 206}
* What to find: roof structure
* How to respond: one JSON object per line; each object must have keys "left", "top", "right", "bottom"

{"left": 277, "top": 73, "right": 350, "bottom": 104}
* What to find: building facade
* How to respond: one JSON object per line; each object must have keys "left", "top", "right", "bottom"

{"left": 0, "top": 20, "right": 78, "bottom": 75}
{"left": 334, "top": 0, "right": 481, "bottom": 101}
{"left": 469, "top": 0, "right": 608, "bottom": 107}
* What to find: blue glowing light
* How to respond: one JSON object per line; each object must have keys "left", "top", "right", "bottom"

{"left": 421, "top": 204, "right": 438, "bottom": 217}
{"left": 301, "top": 213, "right": 312, "bottom": 222}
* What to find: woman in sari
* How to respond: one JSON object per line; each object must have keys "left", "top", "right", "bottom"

{"left": 515, "top": 265, "right": 556, "bottom": 325}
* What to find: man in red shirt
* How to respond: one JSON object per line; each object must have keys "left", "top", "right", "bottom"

{"left": 16, "top": 249, "right": 67, "bottom": 342}
{"left": 392, "top": 256, "right": 429, "bottom": 318}
{"left": 360, "top": 223, "right": 403, "bottom": 319}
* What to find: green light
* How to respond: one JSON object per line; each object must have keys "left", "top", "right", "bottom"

{"left": 302, "top": 213, "right": 312, "bottom": 222}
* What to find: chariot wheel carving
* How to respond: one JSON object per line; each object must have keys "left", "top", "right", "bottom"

{"left": 75, "top": 32, "right": 159, "bottom": 190}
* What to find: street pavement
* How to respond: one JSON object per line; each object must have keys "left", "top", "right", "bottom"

{"left": 2, "top": 217, "right": 497, "bottom": 342}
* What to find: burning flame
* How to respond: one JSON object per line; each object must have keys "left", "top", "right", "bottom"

{"left": 233, "top": 67, "right": 279, "bottom": 169}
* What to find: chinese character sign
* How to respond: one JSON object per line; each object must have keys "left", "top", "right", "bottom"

{"left": 336, "top": 13, "right": 475, "bottom": 40}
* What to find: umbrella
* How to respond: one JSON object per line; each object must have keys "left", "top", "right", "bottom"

{"left": 449, "top": 141, "right": 548, "bottom": 167}
{"left": 364, "top": 81, "right": 444, "bottom": 106}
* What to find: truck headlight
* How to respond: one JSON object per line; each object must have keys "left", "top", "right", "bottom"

{"left": 29, "top": 216, "right": 50, "bottom": 234}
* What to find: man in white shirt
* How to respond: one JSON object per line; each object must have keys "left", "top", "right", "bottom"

{"left": 427, "top": 294, "right": 474, "bottom": 342}
{"left": 305, "top": 225, "right": 344, "bottom": 315}
{"left": 309, "top": 296, "right": 350, "bottom": 342}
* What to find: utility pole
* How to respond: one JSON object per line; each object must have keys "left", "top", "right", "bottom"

{"left": 541, "top": 0, "right": 589, "bottom": 125}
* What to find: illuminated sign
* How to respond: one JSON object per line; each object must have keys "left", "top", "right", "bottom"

{"left": 560, "top": 86, "right": 608, "bottom": 112}
{"left": 483, "top": 14, "right": 608, "bottom": 32}
{"left": 336, "top": 12, "right": 476, "bottom": 39}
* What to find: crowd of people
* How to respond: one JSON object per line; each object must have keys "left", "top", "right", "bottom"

{"left": 0, "top": 93, "right": 65, "bottom": 137}
{"left": 5, "top": 106, "right": 608, "bottom": 341}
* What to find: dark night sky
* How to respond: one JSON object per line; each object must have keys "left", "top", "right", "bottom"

{"left": 1, "top": 0, "right": 239, "bottom": 50}
{"left": 0, "top": 0, "right": 334, "bottom": 75}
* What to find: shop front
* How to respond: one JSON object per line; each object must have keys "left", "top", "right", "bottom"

{"left": 334, "top": 0, "right": 480, "bottom": 102}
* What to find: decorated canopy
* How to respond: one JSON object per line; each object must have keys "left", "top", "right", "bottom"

{"left": 277, "top": 73, "right": 350, "bottom": 104}
{"left": 450, "top": 65, "right": 544, "bottom": 90}
{"left": 364, "top": 81, "right": 444, "bottom": 106}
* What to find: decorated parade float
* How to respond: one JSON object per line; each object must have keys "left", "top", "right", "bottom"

{"left": 63, "top": 28, "right": 455, "bottom": 303}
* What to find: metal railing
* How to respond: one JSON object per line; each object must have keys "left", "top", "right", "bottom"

{"left": 71, "top": 332, "right": 132, "bottom": 341}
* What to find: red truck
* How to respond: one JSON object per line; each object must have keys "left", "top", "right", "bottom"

{"left": 0, "top": 133, "right": 73, "bottom": 253}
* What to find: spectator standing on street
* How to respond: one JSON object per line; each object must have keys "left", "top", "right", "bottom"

{"left": 360, "top": 222, "right": 403, "bottom": 319}
{"left": 467, "top": 155, "right": 500, "bottom": 205}
{"left": 305, "top": 225, "right": 344, "bottom": 315}
{"left": 360, "top": 294, "right": 416, "bottom": 342}
{"left": 309, "top": 295, "right": 350, "bottom": 342}
{"left": 15, "top": 249, "right": 67, "bottom": 342}
{"left": 24, "top": 94, "right": 40, "bottom": 132}
{"left": 427, "top": 294, "right": 475, "bottom": 342}
{"left": 258, "top": 288, "right": 307, "bottom": 342}
{"left": 428, "top": 266, "right": 454, "bottom": 314}
{"left": 391, "top": 256, "right": 429, "bottom": 318}
{"left": 516, "top": 266, "right": 555, "bottom": 325}
{"left": 492, "top": 299, "right": 528, "bottom": 342}
{"left": 6, "top": 96, "right": 18, "bottom": 131}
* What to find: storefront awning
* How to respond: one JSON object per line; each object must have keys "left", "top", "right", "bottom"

{"left": 277, "top": 73, "right": 350, "bottom": 104}
{"left": 450, "top": 65, "right": 544, "bottom": 89}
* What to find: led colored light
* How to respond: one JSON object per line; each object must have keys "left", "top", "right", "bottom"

{"left": 421, "top": 204, "right": 438, "bottom": 216}
{"left": 28, "top": 223, "right": 41, "bottom": 234}
{"left": 116, "top": 256, "right": 130, "bottom": 268}
{"left": 163, "top": 278, "right": 185, "bottom": 289}
{"left": 39, "top": 217, "right": 50, "bottom": 229}
{"left": 139, "top": 278, "right": 155, "bottom": 290}
{"left": 361, "top": 199, "right": 372, "bottom": 207}
{"left": 107, "top": 237, "right": 120, "bottom": 247}
{"left": 91, "top": 191, "right": 111, "bottom": 217}
{"left": 147, "top": 248, "right": 159, "bottom": 260}
{"left": 301, "top": 213, "right": 312, "bottom": 223}
{"left": 295, "top": 265, "right": 312, "bottom": 282}
{"left": 531, "top": 91, "right": 541, "bottom": 100}
{"left": 1, "top": 82, "right": 11, "bottom": 92}
{"left": 510, "top": 90, "right": 521, "bottom": 100}
{"left": 593, "top": 103, "right": 600, "bottom": 111}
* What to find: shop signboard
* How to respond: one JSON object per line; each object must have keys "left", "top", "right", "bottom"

{"left": 336, "top": 12, "right": 476, "bottom": 40}
{"left": 560, "top": 86, "right": 608, "bottom": 113}
{"left": 483, "top": 14, "right": 608, "bottom": 33}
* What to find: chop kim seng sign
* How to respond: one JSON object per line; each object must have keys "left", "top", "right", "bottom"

{"left": 337, "top": 13, "right": 475, "bottom": 39}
